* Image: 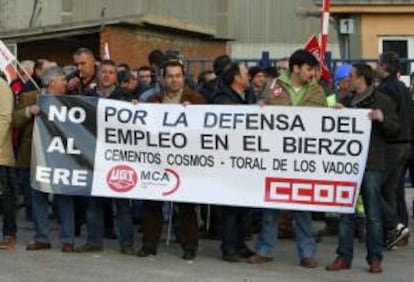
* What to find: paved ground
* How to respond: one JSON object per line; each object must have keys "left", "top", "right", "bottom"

{"left": 1, "top": 191, "right": 414, "bottom": 282}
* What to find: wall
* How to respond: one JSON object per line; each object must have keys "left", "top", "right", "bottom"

{"left": 361, "top": 14, "right": 414, "bottom": 58}
{"left": 101, "top": 26, "right": 226, "bottom": 74}
{"left": 15, "top": 25, "right": 226, "bottom": 75}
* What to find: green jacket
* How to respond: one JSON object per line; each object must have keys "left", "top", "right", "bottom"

{"left": 262, "top": 71, "right": 327, "bottom": 107}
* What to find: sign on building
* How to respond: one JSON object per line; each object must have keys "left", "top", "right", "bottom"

{"left": 339, "top": 19, "right": 354, "bottom": 34}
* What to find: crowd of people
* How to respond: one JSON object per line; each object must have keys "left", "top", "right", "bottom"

{"left": 0, "top": 46, "right": 413, "bottom": 274}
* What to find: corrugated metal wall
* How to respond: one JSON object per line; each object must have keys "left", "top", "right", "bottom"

{"left": 70, "top": 0, "right": 145, "bottom": 23}
{"left": 142, "top": 0, "right": 218, "bottom": 29}
{"left": 0, "top": 0, "right": 218, "bottom": 30}
{"left": 0, "top": 0, "right": 332, "bottom": 42}
{"left": 227, "top": 0, "right": 332, "bottom": 43}
{"left": 225, "top": 0, "right": 339, "bottom": 59}
{"left": 0, "top": 0, "right": 339, "bottom": 59}
{"left": 0, "top": 0, "right": 62, "bottom": 28}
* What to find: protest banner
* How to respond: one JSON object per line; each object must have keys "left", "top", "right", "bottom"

{"left": 32, "top": 95, "right": 372, "bottom": 213}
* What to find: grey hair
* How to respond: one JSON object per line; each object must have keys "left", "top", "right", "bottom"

{"left": 41, "top": 66, "right": 65, "bottom": 86}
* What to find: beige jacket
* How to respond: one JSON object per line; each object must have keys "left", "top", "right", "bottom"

{"left": 0, "top": 78, "right": 15, "bottom": 167}
{"left": 12, "top": 90, "right": 39, "bottom": 169}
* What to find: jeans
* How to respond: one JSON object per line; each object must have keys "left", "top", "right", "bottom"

{"left": 0, "top": 166, "right": 17, "bottom": 238}
{"left": 132, "top": 200, "right": 143, "bottom": 225}
{"left": 86, "top": 198, "right": 133, "bottom": 247}
{"left": 32, "top": 189, "right": 74, "bottom": 244}
{"left": 115, "top": 199, "right": 134, "bottom": 248}
{"left": 19, "top": 169, "right": 33, "bottom": 220}
{"left": 337, "top": 169, "right": 383, "bottom": 264}
{"left": 254, "top": 209, "right": 316, "bottom": 259}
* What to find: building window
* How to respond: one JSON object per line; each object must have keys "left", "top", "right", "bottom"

{"left": 379, "top": 37, "right": 414, "bottom": 75}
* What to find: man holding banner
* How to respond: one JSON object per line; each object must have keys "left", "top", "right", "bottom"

{"left": 248, "top": 49, "right": 326, "bottom": 268}
{"left": 137, "top": 60, "right": 205, "bottom": 260}
{"left": 326, "top": 64, "right": 400, "bottom": 273}
{"left": 77, "top": 60, "right": 135, "bottom": 254}
{"left": 212, "top": 61, "right": 256, "bottom": 263}
{"left": 13, "top": 66, "right": 75, "bottom": 252}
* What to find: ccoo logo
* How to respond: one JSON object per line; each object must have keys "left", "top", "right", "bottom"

{"left": 106, "top": 165, "right": 138, "bottom": 193}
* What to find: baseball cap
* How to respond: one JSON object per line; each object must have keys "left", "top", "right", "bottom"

{"left": 117, "top": 70, "right": 133, "bottom": 84}
{"left": 334, "top": 64, "right": 352, "bottom": 83}
{"left": 249, "top": 66, "right": 265, "bottom": 80}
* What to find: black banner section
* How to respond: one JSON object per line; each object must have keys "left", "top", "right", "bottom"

{"left": 31, "top": 95, "right": 98, "bottom": 195}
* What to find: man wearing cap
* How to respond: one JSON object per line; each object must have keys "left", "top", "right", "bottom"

{"left": 118, "top": 70, "right": 137, "bottom": 95}
{"left": 326, "top": 63, "right": 400, "bottom": 273}
{"left": 118, "top": 70, "right": 149, "bottom": 100}
{"left": 334, "top": 64, "right": 353, "bottom": 106}
{"left": 248, "top": 66, "right": 267, "bottom": 102}
{"left": 319, "top": 64, "right": 366, "bottom": 242}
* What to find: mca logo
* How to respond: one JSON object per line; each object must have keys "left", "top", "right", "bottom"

{"left": 106, "top": 165, "right": 138, "bottom": 193}
{"left": 140, "top": 168, "right": 181, "bottom": 196}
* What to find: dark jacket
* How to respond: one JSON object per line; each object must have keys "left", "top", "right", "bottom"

{"left": 147, "top": 86, "right": 206, "bottom": 105}
{"left": 377, "top": 74, "right": 412, "bottom": 143}
{"left": 350, "top": 86, "right": 400, "bottom": 170}
{"left": 197, "top": 79, "right": 216, "bottom": 103}
{"left": 67, "top": 70, "right": 98, "bottom": 96}
{"left": 86, "top": 85, "right": 134, "bottom": 102}
{"left": 134, "top": 82, "right": 150, "bottom": 99}
{"left": 211, "top": 85, "right": 254, "bottom": 105}
{"left": 199, "top": 77, "right": 227, "bottom": 104}
{"left": 22, "top": 77, "right": 42, "bottom": 93}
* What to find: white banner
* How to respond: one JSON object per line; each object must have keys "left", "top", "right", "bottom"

{"left": 91, "top": 100, "right": 372, "bottom": 213}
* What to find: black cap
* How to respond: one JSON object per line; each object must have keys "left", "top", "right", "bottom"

{"left": 213, "top": 55, "right": 232, "bottom": 76}
{"left": 248, "top": 66, "right": 265, "bottom": 80}
{"left": 117, "top": 70, "right": 132, "bottom": 83}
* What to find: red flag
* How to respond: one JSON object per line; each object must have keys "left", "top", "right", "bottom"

{"left": 304, "top": 35, "right": 320, "bottom": 56}
{"left": 2, "top": 63, "right": 19, "bottom": 84}
{"left": 304, "top": 34, "right": 332, "bottom": 82}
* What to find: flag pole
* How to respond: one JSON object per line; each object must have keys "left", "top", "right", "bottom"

{"left": 320, "top": 0, "right": 330, "bottom": 62}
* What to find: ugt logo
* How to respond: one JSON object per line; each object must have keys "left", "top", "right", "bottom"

{"left": 265, "top": 177, "right": 357, "bottom": 207}
{"left": 106, "top": 165, "right": 138, "bottom": 193}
